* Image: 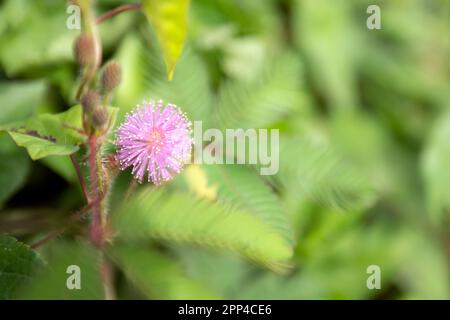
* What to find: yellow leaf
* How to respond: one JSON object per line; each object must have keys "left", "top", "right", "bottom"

{"left": 142, "top": 0, "right": 190, "bottom": 80}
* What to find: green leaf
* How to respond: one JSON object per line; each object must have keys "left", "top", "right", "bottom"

{"left": 114, "top": 188, "right": 293, "bottom": 272}
{"left": 234, "top": 225, "right": 387, "bottom": 299}
{"left": 0, "top": 134, "right": 30, "bottom": 204}
{"left": 190, "top": 0, "right": 281, "bottom": 37}
{"left": 185, "top": 165, "right": 294, "bottom": 246}
{"left": 0, "top": 1, "right": 76, "bottom": 76}
{"left": 279, "top": 134, "right": 376, "bottom": 211}
{"left": 7, "top": 132, "right": 80, "bottom": 161}
{"left": 175, "top": 247, "right": 251, "bottom": 299}
{"left": 1, "top": 105, "right": 118, "bottom": 160}
{"left": 221, "top": 37, "right": 268, "bottom": 82}
{"left": 111, "top": 245, "right": 220, "bottom": 299}
{"left": 293, "top": 0, "right": 359, "bottom": 111}
{"left": 14, "top": 242, "right": 103, "bottom": 299}
{"left": 115, "top": 36, "right": 147, "bottom": 118}
{"left": 422, "top": 111, "right": 450, "bottom": 222}
{"left": 216, "top": 52, "right": 303, "bottom": 129}
{"left": 0, "top": 81, "right": 46, "bottom": 125}
{"left": 0, "top": 234, "right": 44, "bottom": 299}
{"left": 142, "top": 0, "right": 190, "bottom": 80}
{"left": 1, "top": 105, "right": 84, "bottom": 160}
{"left": 392, "top": 227, "right": 450, "bottom": 299}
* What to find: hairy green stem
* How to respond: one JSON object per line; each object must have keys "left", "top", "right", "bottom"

{"left": 88, "top": 134, "right": 104, "bottom": 248}
{"left": 88, "top": 133, "right": 116, "bottom": 300}
{"left": 76, "top": 0, "right": 132, "bottom": 301}
{"left": 70, "top": 154, "right": 90, "bottom": 203}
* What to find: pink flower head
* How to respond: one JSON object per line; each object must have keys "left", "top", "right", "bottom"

{"left": 116, "top": 100, "right": 192, "bottom": 184}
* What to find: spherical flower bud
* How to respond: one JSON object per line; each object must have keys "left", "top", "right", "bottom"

{"left": 101, "top": 61, "right": 122, "bottom": 93}
{"left": 81, "top": 90, "right": 100, "bottom": 113}
{"left": 91, "top": 107, "right": 109, "bottom": 129}
{"left": 74, "top": 34, "right": 95, "bottom": 66}
{"left": 115, "top": 100, "right": 193, "bottom": 184}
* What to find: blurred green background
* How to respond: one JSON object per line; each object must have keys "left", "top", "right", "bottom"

{"left": 0, "top": 0, "right": 449, "bottom": 299}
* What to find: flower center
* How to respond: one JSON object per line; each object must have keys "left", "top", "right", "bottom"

{"left": 146, "top": 128, "right": 164, "bottom": 151}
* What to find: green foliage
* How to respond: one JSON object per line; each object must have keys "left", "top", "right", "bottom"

{"left": 1, "top": 105, "right": 85, "bottom": 160}
{"left": 15, "top": 242, "right": 103, "bottom": 299}
{"left": 422, "top": 111, "right": 450, "bottom": 222}
{"left": 111, "top": 245, "right": 219, "bottom": 299}
{"left": 0, "top": 81, "right": 43, "bottom": 198}
{"left": 115, "top": 36, "right": 147, "bottom": 118}
{"left": 7, "top": 132, "right": 79, "bottom": 161}
{"left": 0, "top": 234, "right": 43, "bottom": 299}
{"left": 0, "top": 1, "right": 76, "bottom": 76}
{"left": 216, "top": 53, "right": 304, "bottom": 129}
{"left": 197, "top": 165, "right": 294, "bottom": 245}
{"left": 0, "top": 81, "right": 46, "bottom": 125}
{"left": 0, "top": 135, "right": 30, "bottom": 205}
{"left": 279, "top": 134, "right": 376, "bottom": 211}
{"left": 0, "top": 105, "right": 118, "bottom": 160}
{"left": 294, "top": 0, "right": 359, "bottom": 111}
{"left": 114, "top": 188, "right": 293, "bottom": 271}
{"left": 175, "top": 248, "right": 251, "bottom": 299}
{"left": 0, "top": 0, "right": 449, "bottom": 300}
{"left": 233, "top": 225, "right": 450, "bottom": 300}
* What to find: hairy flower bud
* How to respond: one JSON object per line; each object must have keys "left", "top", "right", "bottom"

{"left": 91, "top": 107, "right": 109, "bottom": 129}
{"left": 74, "top": 34, "right": 95, "bottom": 66}
{"left": 81, "top": 90, "right": 100, "bottom": 113}
{"left": 101, "top": 61, "right": 122, "bottom": 93}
